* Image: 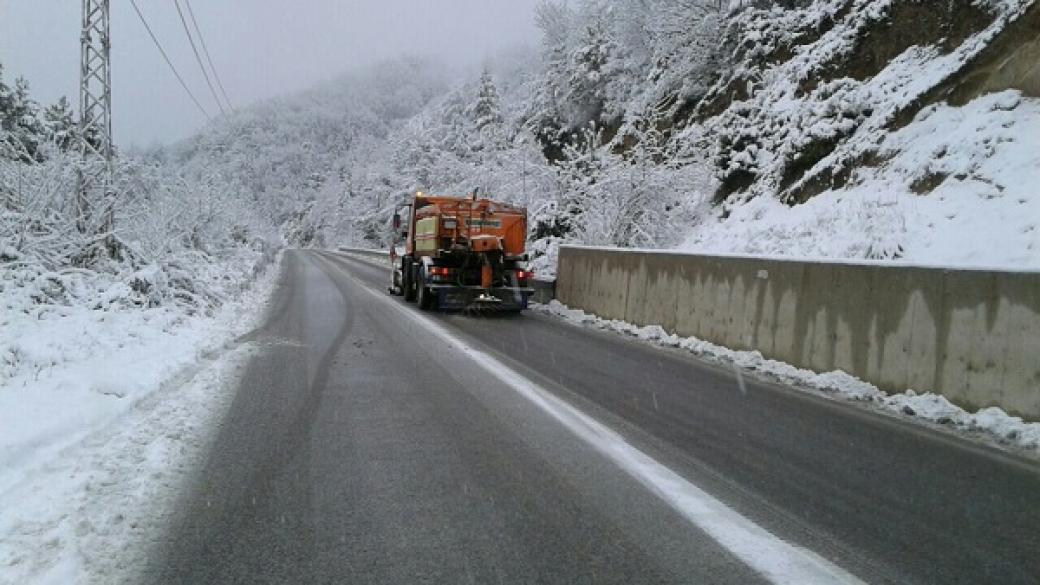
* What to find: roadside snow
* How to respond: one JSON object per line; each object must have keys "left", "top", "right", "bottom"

{"left": 0, "top": 251, "right": 280, "bottom": 585}
{"left": 534, "top": 300, "right": 1040, "bottom": 454}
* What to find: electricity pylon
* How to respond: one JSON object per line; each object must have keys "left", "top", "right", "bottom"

{"left": 80, "top": 0, "right": 112, "bottom": 160}
{"left": 77, "top": 0, "right": 113, "bottom": 243}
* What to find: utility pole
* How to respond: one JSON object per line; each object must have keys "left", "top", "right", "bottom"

{"left": 78, "top": 0, "right": 113, "bottom": 244}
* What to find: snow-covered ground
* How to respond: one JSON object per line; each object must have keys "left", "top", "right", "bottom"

{"left": 683, "top": 91, "right": 1040, "bottom": 270}
{"left": 535, "top": 300, "right": 1040, "bottom": 455}
{"left": 0, "top": 251, "right": 281, "bottom": 585}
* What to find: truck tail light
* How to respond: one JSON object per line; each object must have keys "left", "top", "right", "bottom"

{"left": 430, "top": 266, "right": 451, "bottom": 277}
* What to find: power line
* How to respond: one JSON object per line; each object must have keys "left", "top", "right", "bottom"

{"left": 128, "top": 0, "right": 211, "bottom": 120}
{"left": 172, "top": 0, "right": 226, "bottom": 115}
{"left": 183, "top": 0, "right": 234, "bottom": 112}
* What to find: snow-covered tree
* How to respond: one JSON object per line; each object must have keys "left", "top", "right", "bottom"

{"left": 41, "top": 96, "right": 77, "bottom": 152}
{"left": 528, "top": 1, "right": 575, "bottom": 158}
{"left": 567, "top": 19, "right": 613, "bottom": 126}
{"left": 0, "top": 67, "right": 45, "bottom": 163}
{"left": 643, "top": 0, "right": 724, "bottom": 109}
{"left": 471, "top": 69, "right": 503, "bottom": 130}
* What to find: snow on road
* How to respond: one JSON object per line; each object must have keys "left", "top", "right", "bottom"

{"left": 0, "top": 254, "right": 280, "bottom": 585}
{"left": 535, "top": 300, "right": 1040, "bottom": 455}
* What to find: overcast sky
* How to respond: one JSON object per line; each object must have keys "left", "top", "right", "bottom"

{"left": 0, "top": 0, "right": 541, "bottom": 147}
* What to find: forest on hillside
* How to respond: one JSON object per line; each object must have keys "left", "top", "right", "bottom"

{"left": 159, "top": 0, "right": 740, "bottom": 272}
{"left": 3, "top": 0, "right": 1037, "bottom": 297}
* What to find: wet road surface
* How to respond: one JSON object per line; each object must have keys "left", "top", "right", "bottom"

{"left": 145, "top": 250, "right": 1040, "bottom": 584}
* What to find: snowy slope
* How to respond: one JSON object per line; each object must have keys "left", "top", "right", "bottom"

{"left": 681, "top": 0, "right": 1040, "bottom": 268}
{"left": 684, "top": 91, "right": 1040, "bottom": 268}
{"left": 0, "top": 251, "right": 279, "bottom": 584}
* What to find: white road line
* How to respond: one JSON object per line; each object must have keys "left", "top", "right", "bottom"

{"left": 333, "top": 255, "right": 866, "bottom": 585}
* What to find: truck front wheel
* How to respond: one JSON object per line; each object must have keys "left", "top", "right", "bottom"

{"left": 403, "top": 259, "right": 417, "bottom": 302}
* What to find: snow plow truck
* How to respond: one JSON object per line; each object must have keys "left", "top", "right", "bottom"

{"left": 389, "top": 191, "right": 534, "bottom": 311}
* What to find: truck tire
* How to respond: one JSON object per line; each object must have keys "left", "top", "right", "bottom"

{"left": 417, "top": 268, "right": 435, "bottom": 311}
{"left": 403, "top": 259, "right": 416, "bottom": 302}
{"left": 390, "top": 261, "right": 402, "bottom": 295}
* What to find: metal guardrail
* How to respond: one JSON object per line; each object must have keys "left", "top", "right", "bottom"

{"left": 335, "top": 247, "right": 387, "bottom": 260}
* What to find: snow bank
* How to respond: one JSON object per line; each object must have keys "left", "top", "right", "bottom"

{"left": 535, "top": 300, "right": 1040, "bottom": 454}
{"left": 0, "top": 249, "right": 280, "bottom": 584}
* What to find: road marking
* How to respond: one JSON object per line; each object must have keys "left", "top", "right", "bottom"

{"left": 332, "top": 254, "right": 866, "bottom": 585}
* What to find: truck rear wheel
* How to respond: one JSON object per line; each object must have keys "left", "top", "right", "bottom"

{"left": 417, "top": 269, "right": 436, "bottom": 310}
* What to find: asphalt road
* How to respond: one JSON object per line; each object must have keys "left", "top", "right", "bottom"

{"left": 146, "top": 250, "right": 1040, "bottom": 584}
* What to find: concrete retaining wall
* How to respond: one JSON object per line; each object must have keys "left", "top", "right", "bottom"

{"left": 557, "top": 246, "right": 1040, "bottom": 420}
{"left": 530, "top": 279, "right": 556, "bottom": 304}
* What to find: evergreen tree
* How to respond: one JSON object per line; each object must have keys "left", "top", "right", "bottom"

{"left": 564, "top": 13, "right": 614, "bottom": 129}
{"left": 471, "top": 69, "right": 503, "bottom": 130}
{"left": 0, "top": 67, "right": 45, "bottom": 163}
{"left": 0, "top": 64, "right": 16, "bottom": 161}
{"left": 42, "top": 96, "right": 77, "bottom": 152}
{"left": 530, "top": 1, "right": 575, "bottom": 161}
{"left": 0, "top": 64, "right": 11, "bottom": 116}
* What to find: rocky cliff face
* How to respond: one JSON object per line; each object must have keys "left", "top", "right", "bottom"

{"left": 676, "top": 0, "right": 1039, "bottom": 269}
{"left": 691, "top": 0, "right": 1038, "bottom": 204}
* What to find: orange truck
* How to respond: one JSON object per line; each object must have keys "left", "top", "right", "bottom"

{"left": 389, "top": 191, "right": 534, "bottom": 311}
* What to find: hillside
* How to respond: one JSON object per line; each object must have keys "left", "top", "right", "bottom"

{"left": 325, "top": 0, "right": 1038, "bottom": 273}
{"left": 162, "top": 58, "right": 450, "bottom": 246}
{"left": 681, "top": 0, "right": 1040, "bottom": 268}
{"left": 130, "top": 0, "right": 1040, "bottom": 273}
